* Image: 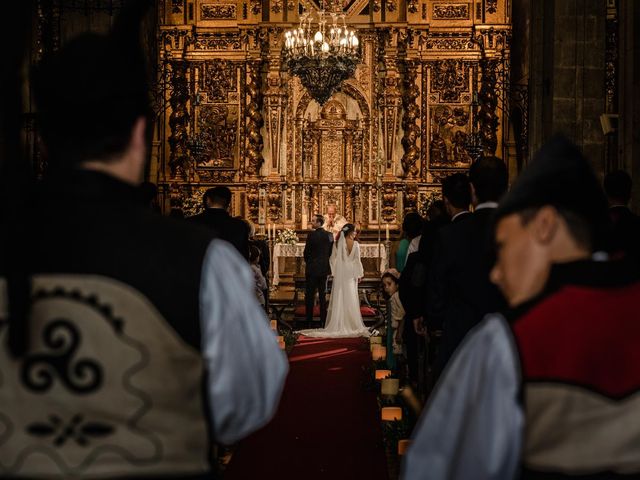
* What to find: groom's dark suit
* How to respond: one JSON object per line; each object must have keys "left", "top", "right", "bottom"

{"left": 304, "top": 227, "right": 334, "bottom": 326}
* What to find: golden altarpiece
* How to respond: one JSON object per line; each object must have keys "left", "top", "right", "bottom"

{"left": 153, "top": 0, "right": 511, "bottom": 231}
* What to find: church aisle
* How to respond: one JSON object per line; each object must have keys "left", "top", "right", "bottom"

{"left": 224, "top": 336, "right": 389, "bottom": 480}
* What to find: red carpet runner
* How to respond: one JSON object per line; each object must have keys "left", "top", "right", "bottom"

{"left": 224, "top": 336, "right": 389, "bottom": 480}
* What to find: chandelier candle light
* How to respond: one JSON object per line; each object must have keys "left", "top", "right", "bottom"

{"left": 283, "top": 0, "right": 360, "bottom": 105}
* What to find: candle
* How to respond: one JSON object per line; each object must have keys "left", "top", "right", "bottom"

{"left": 381, "top": 406, "right": 402, "bottom": 421}
{"left": 278, "top": 339, "right": 286, "bottom": 350}
{"left": 369, "top": 336, "right": 382, "bottom": 345}
{"left": 375, "top": 369, "right": 391, "bottom": 380}
{"left": 381, "top": 378, "right": 400, "bottom": 396}
{"left": 372, "top": 346, "right": 386, "bottom": 361}
{"left": 398, "top": 439, "right": 410, "bottom": 455}
{"left": 270, "top": 320, "right": 278, "bottom": 330}
{"left": 385, "top": 223, "right": 389, "bottom": 241}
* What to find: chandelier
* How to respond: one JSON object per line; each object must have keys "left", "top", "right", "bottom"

{"left": 283, "top": 1, "right": 361, "bottom": 105}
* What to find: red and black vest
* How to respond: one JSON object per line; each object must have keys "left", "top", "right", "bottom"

{"left": 512, "top": 261, "right": 640, "bottom": 479}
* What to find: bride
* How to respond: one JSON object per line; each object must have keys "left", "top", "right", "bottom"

{"left": 300, "top": 223, "right": 370, "bottom": 338}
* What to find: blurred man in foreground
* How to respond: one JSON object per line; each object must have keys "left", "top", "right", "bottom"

{"left": 403, "top": 137, "right": 639, "bottom": 479}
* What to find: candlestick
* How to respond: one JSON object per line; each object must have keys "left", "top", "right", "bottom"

{"left": 385, "top": 223, "right": 389, "bottom": 241}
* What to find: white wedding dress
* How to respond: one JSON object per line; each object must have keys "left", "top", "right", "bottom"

{"left": 299, "top": 233, "right": 370, "bottom": 338}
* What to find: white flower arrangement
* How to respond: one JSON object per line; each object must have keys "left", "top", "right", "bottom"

{"left": 276, "top": 228, "right": 299, "bottom": 245}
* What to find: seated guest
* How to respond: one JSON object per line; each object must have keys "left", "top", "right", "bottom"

{"left": 403, "top": 136, "right": 640, "bottom": 480}
{"left": 0, "top": 6, "right": 287, "bottom": 479}
{"left": 604, "top": 169, "right": 640, "bottom": 267}
{"left": 190, "top": 186, "right": 250, "bottom": 260}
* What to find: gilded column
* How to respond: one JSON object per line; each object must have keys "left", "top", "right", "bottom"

{"left": 401, "top": 61, "right": 420, "bottom": 178}
{"left": 246, "top": 61, "right": 265, "bottom": 176}
{"left": 478, "top": 59, "right": 499, "bottom": 156}
{"left": 168, "top": 61, "right": 190, "bottom": 179}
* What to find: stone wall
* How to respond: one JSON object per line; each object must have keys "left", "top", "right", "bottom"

{"left": 619, "top": 0, "right": 640, "bottom": 211}
{"left": 525, "top": 0, "right": 607, "bottom": 173}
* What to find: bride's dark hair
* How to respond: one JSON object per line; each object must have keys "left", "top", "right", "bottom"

{"left": 336, "top": 223, "right": 356, "bottom": 249}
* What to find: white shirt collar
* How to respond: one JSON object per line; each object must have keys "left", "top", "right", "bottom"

{"left": 451, "top": 211, "right": 471, "bottom": 222}
{"left": 475, "top": 201, "right": 499, "bottom": 211}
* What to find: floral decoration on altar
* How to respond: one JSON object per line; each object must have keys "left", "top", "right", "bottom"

{"left": 276, "top": 228, "right": 299, "bottom": 245}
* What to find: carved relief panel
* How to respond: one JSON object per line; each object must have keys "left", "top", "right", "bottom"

{"left": 192, "top": 60, "right": 242, "bottom": 173}
{"left": 425, "top": 60, "right": 475, "bottom": 170}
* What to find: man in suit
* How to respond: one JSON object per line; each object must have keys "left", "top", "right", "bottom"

{"left": 304, "top": 214, "right": 334, "bottom": 326}
{"left": 191, "top": 186, "right": 250, "bottom": 260}
{"left": 427, "top": 158, "right": 508, "bottom": 374}
{"left": 604, "top": 170, "right": 640, "bottom": 268}
{"left": 442, "top": 172, "right": 472, "bottom": 223}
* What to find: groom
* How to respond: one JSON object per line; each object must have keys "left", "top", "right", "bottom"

{"left": 304, "top": 214, "right": 334, "bottom": 326}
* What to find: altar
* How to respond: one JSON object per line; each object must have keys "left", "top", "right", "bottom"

{"left": 272, "top": 242, "right": 389, "bottom": 286}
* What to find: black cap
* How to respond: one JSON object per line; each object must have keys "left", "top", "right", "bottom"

{"left": 495, "top": 135, "right": 609, "bottom": 249}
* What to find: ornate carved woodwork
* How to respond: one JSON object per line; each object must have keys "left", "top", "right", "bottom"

{"left": 486, "top": 0, "right": 498, "bottom": 15}
{"left": 196, "top": 104, "right": 238, "bottom": 168}
{"left": 246, "top": 183, "right": 260, "bottom": 222}
{"left": 267, "top": 184, "right": 282, "bottom": 221}
{"left": 401, "top": 61, "right": 420, "bottom": 178}
{"left": 155, "top": 0, "right": 511, "bottom": 230}
{"left": 478, "top": 59, "right": 499, "bottom": 155}
{"left": 511, "top": 84, "right": 529, "bottom": 167}
{"left": 428, "top": 59, "right": 471, "bottom": 103}
{"left": 381, "top": 184, "right": 396, "bottom": 222}
{"left": 246, "top": 61, "right": 265, "bottom": 176}
{"left": 432, "top": 4, "right": 470, "bottom": 20}
{"left": 201, "top": 3, "right": 237, "bottom": 19}
{"left": 202, "top": 60, "right": 236, "bottom": 102}
{"left": 168, "top": 61, "right": 190, "bottom": 179}
{"left": 403, "top": 184, "right": 418, "bottom": 215}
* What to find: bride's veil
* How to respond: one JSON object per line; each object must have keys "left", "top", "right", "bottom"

{"left": 331, "top": 227, "right": 356, "bottom": 279}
